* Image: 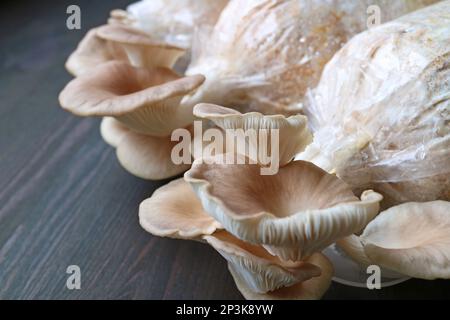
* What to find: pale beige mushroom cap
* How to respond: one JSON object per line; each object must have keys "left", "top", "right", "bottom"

{"left": 66, "top": 24, "right": 185, "bottom": 76}
{"left": 139, "top": 178, "right": 221, "bottom": 239}
{"left": 185, "top": 155, "right": 383, "bottom": 261}
{"left": 59, "top": 61, "right": 205, "bottom": 136}
{"left": 361, "top": 201, "right": 450, "bottom": 280}
{"left": 229, "top": 253, "right": 333, "bottom": 300}
{"left": 204, "top": 231, "right": 321, "bottom": 294}
{"left": 193, "top": 103, "right": 312, "bottom": 166}
{"left": 100, "top": 117, "right": 191, "bottom": 180}
{"left": 96, "top": 25, "right": 185, "bottom": 69}
{"left": 100, "top": 116, "right": 130, "bottom": 147}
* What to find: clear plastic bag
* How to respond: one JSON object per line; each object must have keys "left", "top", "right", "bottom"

{"left": 124, "top": 0, "right": 229, "bottom": 49}
{"left": 299, "top": 2, "right": 450, "bottom": 206}
{"left": 186, "top": 0, "right": 438, "bottom": 115}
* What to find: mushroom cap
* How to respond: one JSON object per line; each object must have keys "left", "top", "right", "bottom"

{"left": 185, "top": 154, "right": 383, "bottom": 261}
{"left": 100, "top": 116, "right": 129, "bottom": 147}
{"left": 229, "top": 253, "right": 333, "bottom": 300}
{"left": 66, "top": 27, "right": 120, "bottom": 76}
{"left": 361, "top": 200, "right": 450, "bottom": 280}
{"left": 60, "top": 61, "right": 205, "bottom": 136}
{"left": 299, "top": 1, "right": 450, "bottom": 205}
{"left": 193, "top": 103, "right": 312, "bottom": 166}
{"left": 139, "top": 178, "right": 222, "bottom": 239}
{"left": 204, "top": 231, "right": 321, "bottom": 293}
{"left": 66, "top": 24, "right": 185, "bottom": 76}
{"left": 100, "top": 117, "right": 190, "bottom": 180}
{"left": 336, "top": 235, "right": 372, "bottom": 268}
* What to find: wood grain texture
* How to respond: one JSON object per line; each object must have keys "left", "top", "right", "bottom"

{"left": 0, "top": 0, "right": 448, "bottom": 300}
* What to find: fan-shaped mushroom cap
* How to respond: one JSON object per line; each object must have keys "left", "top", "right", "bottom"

{"left": 204, "top": 231, "right": 321, "bottom": 293}
{"left": 185, "top": 0, "right": 437, "bottom": 115}
{"left": 299, "top": 1, "right": 450, "bottom": 205}
{"left": 229, "top": 253, "right": 333, "bottom": 300}
{"left": 185, "top": 154, "right": 383, "bottom": 261}
{"left": 139, "top": 178, "right": 221, "bottom": 239}
{"left": 66, "top": 25, "right": 185, "bottom": 76}
{"left": 193, "top": 103, "right": 312, "bottom": 166}
{"left": 361, "top": 201, "right": 450, "bottom": 280}
{"left": 59, "top": 61, "right": 205, "bottom": 136}
{"left": 100, "top": 117, "right": 190, "bottom": 180}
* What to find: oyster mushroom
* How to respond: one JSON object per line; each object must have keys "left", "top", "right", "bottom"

{"left": 59, "top": 61, "right": 204, "bottom": 180}
{"left": 100, "top": 116, "right": 129, "bottom": 148}
{"left": 185, "top": 154, "right": 383, "bottom": 261}
{"left": 59, "top": 61, "right": 205, "bottom": 136}
{"left": 192, "top": 103, "right": 312, "bottom": 167}
{"left": 185, "top": 0, "right": 437, "bottom": 115}
{"left": 299, "top": 1, "right": 450, "bottom": 205}
{"left": 66, "top": 24, "right": 185, "bottom": 76}
{"left": 229, "top": 253, "right": 334, "bottom": 300}
{"left": 360, "top": 201, "right": 450, "bottom": 280}
{"left": 204, "top": 231, "right": 324, "bottom": 294}
{"left": 100, "top": 118, "right": 191, "bottom": 180}
{"left": 138, "top": 179, "right": 332, "bottom": 299}
{"left": 139, "top": 178, "right": 221, "bottom": 239}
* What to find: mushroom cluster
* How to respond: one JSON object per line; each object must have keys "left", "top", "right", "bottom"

{"left": 59, "top": 0, "right": 450, "bottom": 300}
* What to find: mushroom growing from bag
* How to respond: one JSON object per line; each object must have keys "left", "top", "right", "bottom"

{"left": 139, "top": 178, "right": 334, "bottom": 299}
{"left": 184, "top": 0, "right": 438, "bottom": 115}
{"left": 59, "top": 61, "right": 205, "bottom": 180}
{"left": 299, "top": 1, "right": 450, "bottom": 206}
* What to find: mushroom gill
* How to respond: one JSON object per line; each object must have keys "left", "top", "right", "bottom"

{"left": 229, "top": 253, "right": 333, "bottom": 300}
{"left": 60, "top": 61, "right": 205, "bottom": 180}
{"left": 204, "top": 231, "right": 322, "bottom": 294}
{"left": 138, "top": 177, "right": 331, "bottom": 298}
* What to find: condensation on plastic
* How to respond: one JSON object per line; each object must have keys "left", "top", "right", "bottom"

{"left": 124, "top": 0, "right": 229, "bottom": 49}
{"left": 185, "top": 0, "right": 438, "bottom": 116}
{"left": 299, "top": 1, "right": 450, "bottom": 206}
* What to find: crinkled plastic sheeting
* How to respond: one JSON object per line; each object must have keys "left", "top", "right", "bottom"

{"left": 125, "top": 0, "right": 229, "bottom": 49}
{"left": 299, "top": 1, "right": 450, "bottom": 206}
{"left": 185, "top": 0, "right": 438, "bottom": 116}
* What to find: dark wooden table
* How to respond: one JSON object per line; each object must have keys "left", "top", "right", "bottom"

{"left": 0, "top": 0, "right": 448, "bottom": 300}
